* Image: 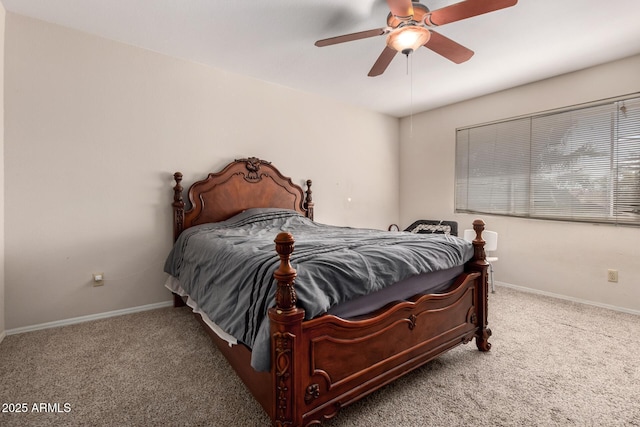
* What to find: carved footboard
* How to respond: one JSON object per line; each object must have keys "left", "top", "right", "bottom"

{"left": 269, "top": 221, "right": 491, "bottom": 426}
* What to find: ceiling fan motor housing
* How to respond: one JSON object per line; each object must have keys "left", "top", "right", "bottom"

{"left": 387, "top": 3, "right": 430, "bottom": 28}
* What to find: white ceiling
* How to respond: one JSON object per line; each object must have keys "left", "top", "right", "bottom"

{"left": 3, "top": 0, "right": 640, "bottom": 117}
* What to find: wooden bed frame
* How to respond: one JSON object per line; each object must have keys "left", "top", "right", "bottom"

{"left": 171, "top": 157, "right": 491, "bottom": 426}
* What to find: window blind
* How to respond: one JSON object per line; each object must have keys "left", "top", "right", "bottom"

{"left": 455, "top": 95, "right": 640, "bottom": 226}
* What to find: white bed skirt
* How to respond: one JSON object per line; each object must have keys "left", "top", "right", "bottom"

{"left": 164, "top": 275, "right": 238, "bottom": 347}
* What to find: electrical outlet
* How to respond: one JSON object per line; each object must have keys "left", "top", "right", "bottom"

{"left": 93, "top": 273, "right": 104, "bottom": 287}
{"left": 607, "top": 269, "right": 618, "bottom": 283}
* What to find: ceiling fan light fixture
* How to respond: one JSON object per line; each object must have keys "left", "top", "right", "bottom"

{"left": 386, "top": 26, "right": 430, "bottom": 55}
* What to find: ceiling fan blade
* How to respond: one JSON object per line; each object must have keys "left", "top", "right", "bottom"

{"left": 368, "top": 46, "right": 398, "bottom": 77}
{"left": 386, "top": 0, "right": 414, "bottom": 19}
{"left": 425, "top": 0, "right": 517, "bottom": 27}
{"left": 315, "top": 28, "right": 387, "bottom": 47}
{"left": 423, "top": 30, "right": 474, "bottom": 64}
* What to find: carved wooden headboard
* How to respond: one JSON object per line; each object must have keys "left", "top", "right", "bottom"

{"left": 172, "top": 157, "right": 314, "bottom": 240}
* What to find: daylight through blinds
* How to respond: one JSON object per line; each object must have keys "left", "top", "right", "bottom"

{"left": 455, "top": 95, "right": 640, "bottom": 225}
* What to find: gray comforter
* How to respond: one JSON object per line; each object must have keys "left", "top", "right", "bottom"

{"left": 164, "top": 208, "right": 473, "bottom": 371}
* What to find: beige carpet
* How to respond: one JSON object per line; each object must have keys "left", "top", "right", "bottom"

{"left": 0, "top": 286, "right": 638, "bottom": 426}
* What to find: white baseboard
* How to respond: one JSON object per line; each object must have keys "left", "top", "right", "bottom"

{"left": 5, "top": 300, "right": 174, "bottom": 336}
{"left": 0, "top": 330, "right": 6, "bottom": 344}
{"left": 496, "top": 281, "right": 640, "bottom": 316}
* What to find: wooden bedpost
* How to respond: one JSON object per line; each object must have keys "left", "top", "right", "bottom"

{"left": 172, "top": 172, "right": 185, "bottom": 241}
{"left": 269, "top": 232, "right": 305, "bottom": 427}
{"left": 468, "top": 219, "right": 492, "bottom": 352}
{"left": 304, "top": 180, "right": 314, "bottom": 221}
{"left": 172, "top": 172, "right": 187, "bottom": 307}
{"left": 273, "top": 232, "right": 298, "bottom": 311}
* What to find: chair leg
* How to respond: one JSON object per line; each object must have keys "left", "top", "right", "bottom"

{"left": 488, "top": 262, "right": 495, "bottom": 293}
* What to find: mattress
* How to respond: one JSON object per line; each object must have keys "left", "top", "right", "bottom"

{"left": 165, "top": 263, "right": 464, "bottom": 347}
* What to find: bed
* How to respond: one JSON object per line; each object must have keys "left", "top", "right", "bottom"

{"left": 166, "top": 156, "right": 491, "bottom": 426}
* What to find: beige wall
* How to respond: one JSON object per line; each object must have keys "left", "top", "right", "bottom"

{"left": 400, "top": 54, "right": 640, "bottom": 312}
{"left": 3, "top": 13, "right": 400, "bottom": 330}
{"left": 0, "top": 4, "right": 5, "bottom": 340}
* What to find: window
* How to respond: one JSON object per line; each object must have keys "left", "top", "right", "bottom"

{"left": 455, "top": 95, "right": 640, "bottom": 225}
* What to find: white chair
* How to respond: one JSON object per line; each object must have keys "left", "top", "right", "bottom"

{"left": 463, "top": 229, "right": 498, "bottom": 293}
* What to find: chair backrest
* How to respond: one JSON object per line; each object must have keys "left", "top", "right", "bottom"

{"left": 463, "top": 229, "right": 498, "bottom": 252}
{"left": 404, "top": 219, "right": 458, "bottom": 236}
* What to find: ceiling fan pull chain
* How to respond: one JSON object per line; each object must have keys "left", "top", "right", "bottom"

{"left": 409, "top": 53, "right": 414, "bottom": 138}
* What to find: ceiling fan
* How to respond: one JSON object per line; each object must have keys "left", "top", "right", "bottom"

{"left": 315, "top": 0, "right": 518, "bottom": 77}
